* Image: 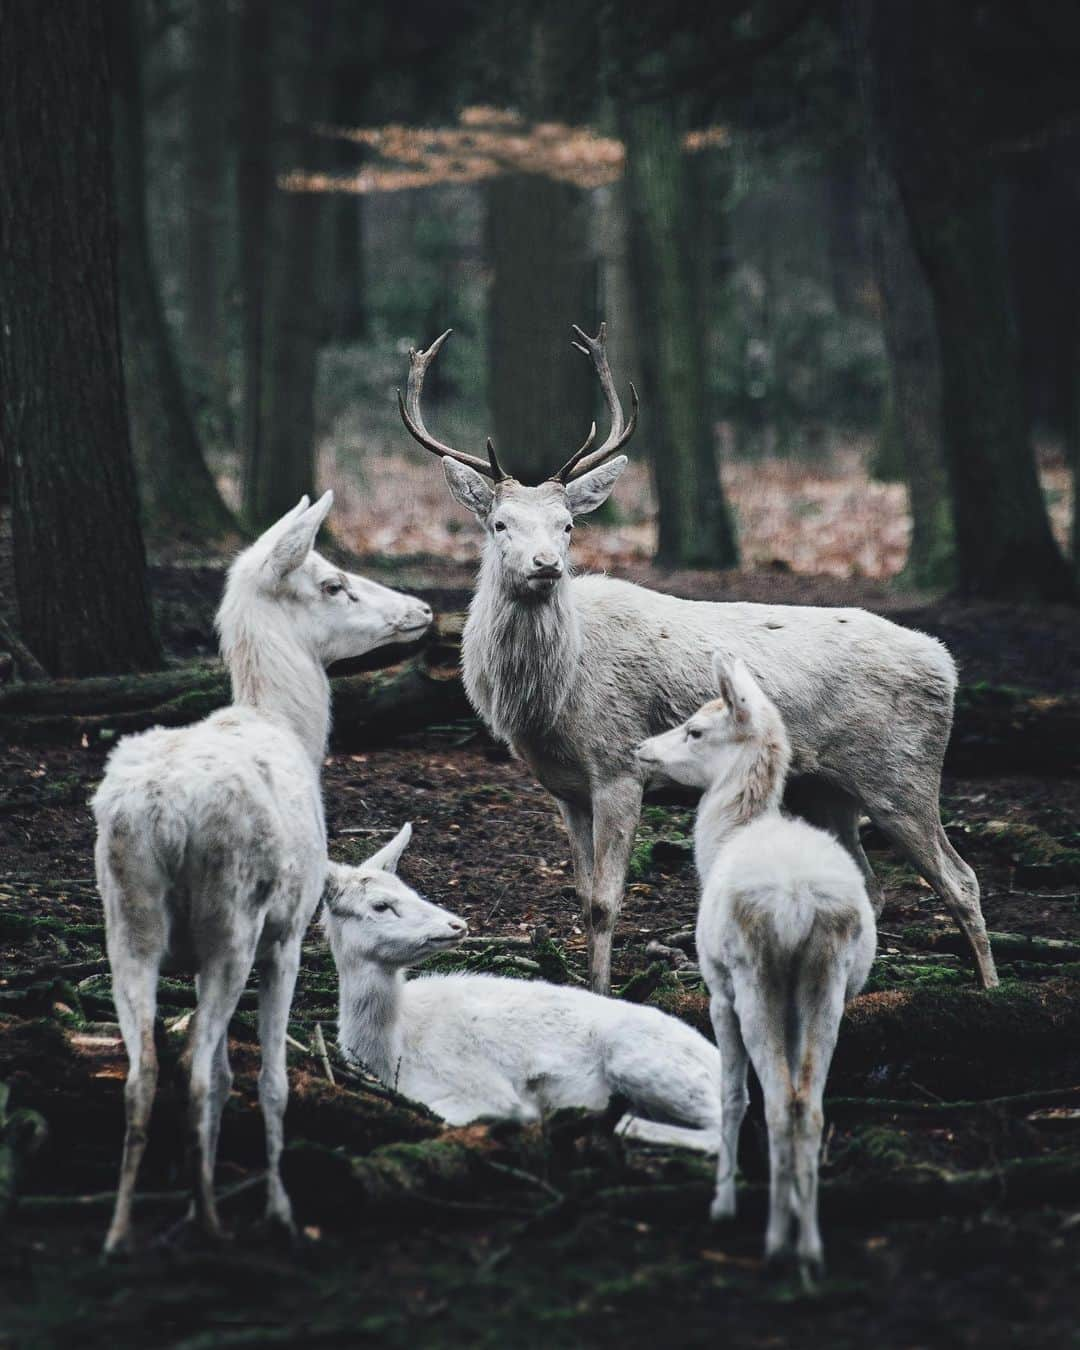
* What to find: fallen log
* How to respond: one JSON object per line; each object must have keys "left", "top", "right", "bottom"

{"left": 900, "top": 926, "right": 1080, "bottom": 965}
{"left": 1, "top": 615, "right": 1078, "bottom": 770}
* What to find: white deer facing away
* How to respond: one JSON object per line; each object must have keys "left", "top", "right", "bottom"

{"left": 637, "top": 657, "right": 876, "bottom": 1279}
{"left": 93, "top": 493, "right": 432, "bottom": 1256}
{"left": 321, "top": 823, "right": 723, "bottom": 1150}
{"left": 397, "top": 323, "right": 994, "bottom": 994}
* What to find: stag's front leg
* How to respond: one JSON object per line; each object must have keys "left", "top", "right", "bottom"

{"left": 556, "top": 798, "right": 594, "bottom": 913}
{"left": 587, "top": 777, "right": 644, "bottom": 995}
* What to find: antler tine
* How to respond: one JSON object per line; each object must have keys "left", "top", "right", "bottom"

{"left": 485, "top": 438, "right": 507, "bottom": 483}
{"left": 550, "top": 420, "right": 597, "bottom": 484}
{"left": 397, "top": 331, "right": 498, "bottom": 479}
{"left": 561, "top": 322, "right": 638, "bottom": 481}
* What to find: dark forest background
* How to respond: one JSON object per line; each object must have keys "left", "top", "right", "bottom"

{"left": 3, "top": 0, "right": 1080, "bottom": 677}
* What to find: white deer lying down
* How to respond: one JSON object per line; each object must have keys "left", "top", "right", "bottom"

{"left": 637, "top": 657, "right": 876, "bottom": 1279}
{"left": 93, "top": 492, "right": 432, "bottom": 1256}
{"left": 321, "top": 824, "right": 723, "bottom": 1150}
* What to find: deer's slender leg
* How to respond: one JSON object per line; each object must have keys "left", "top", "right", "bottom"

{"left": 188, "top": 949, "right": 252, "bottom": 1240}
{"left": 556, "top": 797, "right": 594, "bottom": 911}
{"left": 708, "top": 992, "right": 749, "bottom": 1221}
{"left": 867, "top": 794, "right": 997, "bottom": 988}
{"left": 255, "top": 935, "right": 302, "bottom": 1230}
{"left": 104, "top": 943, "right": 162, "bottom": 1258}
{"left": 790, "top": 982, "right": 844, "bottom": 1283}
{"left": 587, "top": 777, "right": 643, "bottom": 995}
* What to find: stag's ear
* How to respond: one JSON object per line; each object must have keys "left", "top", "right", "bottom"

{"left": 266, "top": 490, "right": 334, "bottom": 580}
{"left": 364, "top": 822, "right": 412, "bottom": 875}
{"left": 443, "top": 460, "right": 494, "bottom": 518}
{"left": 565, "top": 455, "right": 628, "bottom": 516}
{"left": 713, "top": 652, "right": 754, "bottom": 727}
{"left": 322, "top": 861, "right": 349, "bottom": 913}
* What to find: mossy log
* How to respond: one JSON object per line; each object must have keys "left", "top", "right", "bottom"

{"left": 0, "top": 614, "right": 469, "bottom": 748}
{"left": 900, "top": 925, "right": 1080, "bottom": 965}
{"left": 1, "top": 616, "right": 1078, "bottom": 770}
{"left": 655, "top": 976, "right": 1080, "bottom": 1098}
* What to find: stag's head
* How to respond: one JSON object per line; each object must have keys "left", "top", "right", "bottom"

{"left": 322, "top": 823, "right": 468, "bottom": 970}
{"left": 398, "top": 324, "right": 638, "bottom": 600}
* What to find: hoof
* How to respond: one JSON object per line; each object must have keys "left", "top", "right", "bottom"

{"left": 101, "top": 1235, "right": 133, "bottom": 1265}
{"left": 709, "top": 1195, "right": 737, "bottom": 1223}
{"left": 799, "top": 1254, "right": 825, "bottom": 1290}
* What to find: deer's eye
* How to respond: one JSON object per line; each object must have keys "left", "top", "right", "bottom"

{"left": 493, "top": 520, "right": 507, "bottom": 533}
{"left": 564, "top": 523, "right": 573, "bottom": 534}
{"left": 371, "top": 900, "right": 392, "bottom": 913}
{"left": 323, "top": 581, "right": 344, "bottom": 597}
{"left": 687, "top": 727, "right": 703, "bottom": 741}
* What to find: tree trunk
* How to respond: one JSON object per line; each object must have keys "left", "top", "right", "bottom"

{"left": 184, "top": 0, "right": 232, "bottom": 426}
{"left": 854, "top": 31, "right": 953, "bottom": 589}
{"left": 242, "top": 3, "right": 331, "bottom": 529}
{"left": 855, "top": 0, "right": 1075, "bottom": 602}
{"left": 620, "top": 94, "right": 739, "bottom": 568}
{"left": 0, "top": 0, "right": 162, "bottom": 676}
{"left": 235, "top": 0, "right": 273, "bottom": 528}
{"left": 486, "top": 173, "right": 597, "bottom": 483}
{"left": 109, "top": 0, "right": 238, "bottom": 543}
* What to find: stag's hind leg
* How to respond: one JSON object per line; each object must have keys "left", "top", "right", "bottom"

{"left": 868, "top": 792, "right": 997, "bottom": 988}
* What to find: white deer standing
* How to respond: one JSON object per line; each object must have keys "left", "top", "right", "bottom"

{"left": 321, "top": 824, "right": 724, "bottom": 1150}
{"left": 637, "top": 656, "right": 876, "bottom": 1279}
{"left": 397, "top": 324, "right": 994, "bottom": 994}
{"left": 93, "top": 492, "right": 432, "bottom": 1256}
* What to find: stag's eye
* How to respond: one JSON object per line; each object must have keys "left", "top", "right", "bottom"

{"left": 322, "top": 581, "right": 344, "bottom": 597}
{"left": 564, "top": 523, "right": 573, "bottom": 534}
{"left": 687, "top": 727, "right": 703, "bottom": 741}
{"left": 493, "top": 520, "right": 507, "bottom": 533}
{"left": 371, "top": 900, "right": 392, "bottom": 914}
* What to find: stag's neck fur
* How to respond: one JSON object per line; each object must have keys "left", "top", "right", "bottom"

{"left": 337, "top": 960, "right": 404, "bottom": 1085}
{"left": 463, "top": 545, "right": 583, "bottom": 742}
{"left": 694, "top": 726, "right": 790, "bottom": 882}
{"left": 221, "top": 602, "right": 330, "bottom": 769}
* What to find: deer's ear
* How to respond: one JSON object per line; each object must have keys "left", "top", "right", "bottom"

{"left": 267, "top": 490, "right": 333, "bottom": 580}
{"left": 713, "top": 652, "right": 754, "bottom": 727}
{"left": 564, "top": 456, "right": 628, "bottom": 516}
{"left": 443, "top": 460, "right": 493, "bottom": 518}
{"left": 365, "top": 822, "right": 412, "bottom": 875}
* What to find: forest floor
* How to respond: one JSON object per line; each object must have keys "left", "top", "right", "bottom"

{"left": 1, "top": 553, "right": 1080, "bottom": 1347}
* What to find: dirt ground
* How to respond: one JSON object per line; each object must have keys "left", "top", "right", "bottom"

{"left": 2, "top": 560, "right": 1079, "bottom": 1348}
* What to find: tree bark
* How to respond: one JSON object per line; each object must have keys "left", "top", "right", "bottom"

{"left": 855, "top": 1, "right": 1075, "bottom": 602}
{"left": 184, "top": 0, "right": 232, "bottom": 425}
{"left": 854, "top": 27, "right": 953, "bottom": 589}
{"left": 242, "top": 2, "right": 332, "bottom": 529}
{"left": 109, "top": 0, "right": 238, "bottom": 543}
{"left": 0, "top": 0, "right": 163, "bottom": 676}
{"left": 619, "top": 93, "right": 739, "bottom": 568}
{"left": 486, "top": 173, "right": 597, "bottom": 483}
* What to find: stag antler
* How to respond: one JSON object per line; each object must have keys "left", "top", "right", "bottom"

{"left": 398, "top": 331, "right": 508, "bottom": 481}
{"left": 551, "top": 322, "right": 639, "bottom": 483}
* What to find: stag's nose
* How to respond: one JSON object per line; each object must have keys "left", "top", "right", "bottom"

{"left": 531, "top": 553, "right": 562, "bottom": 575}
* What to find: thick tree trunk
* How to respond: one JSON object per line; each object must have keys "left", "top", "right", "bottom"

{"left": 486, "top": 174, "right": 596, "bottom": 483}
{"left": 0, "top": 0, "right": 162, "bottom": 676}
{"left": 855, "top": 35, "right": 953, "bottom": 589}
{"left": 109, "top": 0, "right": 238, "bottom": 543}
{"left": 620, "top": 95, "right": 739, "bottom": 568}
{"left": 184, "top": 0, "right": 232, "bottom": 425}
{"left": 235, "top": 0, "right": 273, "bottom": 528}
{"left": 242, "top": 3, "right": 331, "bottom": 529}
{"left": 856, "top": 1, "right": 1075, "bottom": 602}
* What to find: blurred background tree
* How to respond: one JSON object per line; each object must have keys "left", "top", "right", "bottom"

{"left": 4, "top": 0, "right": 1080, "bottom": 679}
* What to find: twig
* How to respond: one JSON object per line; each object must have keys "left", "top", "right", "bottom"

{"left": 0, "top": 609, "right": 48, "bottom": 682}
{"left": 312, "top": 1022, "right": 335, "bottom": 1086}
{"left": 481, "top": 1159, "right": 564, "bottom": 1204}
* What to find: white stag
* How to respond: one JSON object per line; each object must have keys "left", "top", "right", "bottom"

{"left": 322, "top": 824, "right": 723, "bottom": 1150}
{"left": 397, "top": 324, "right": 994, "bottom": 994}
{"left": 637, "top": 656, "right": 876, "bottom": 1279}
{"left": 93, "top": 492, "right": 432, "bottom": 1256}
